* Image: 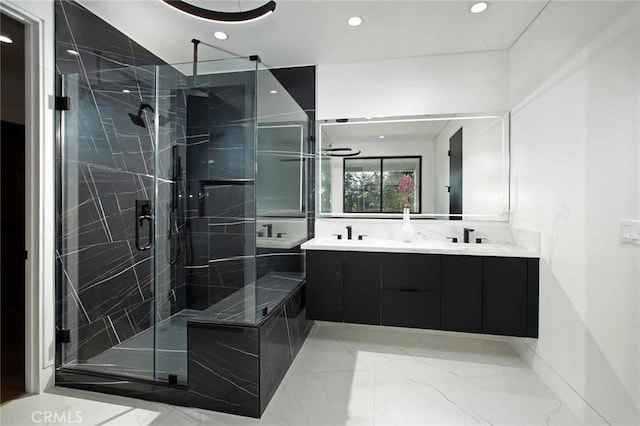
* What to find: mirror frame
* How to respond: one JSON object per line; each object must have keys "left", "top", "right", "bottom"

{"left": 317, "top": 112, "right": 511, "bottom": 221}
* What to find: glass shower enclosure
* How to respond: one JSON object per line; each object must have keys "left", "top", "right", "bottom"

{"left": 56, "top": 57, "right": 310, "bottom": 387}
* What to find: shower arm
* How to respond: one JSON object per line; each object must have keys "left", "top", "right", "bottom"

{"left": 191, "top": 38, "right": 258, "bottom": 86}
{"left": 192, "top": 39, "right": 200, "bottom": 88}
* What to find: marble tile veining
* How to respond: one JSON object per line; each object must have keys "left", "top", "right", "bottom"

{"left": 4, "top": 323, "right": 581, "bottom": 425}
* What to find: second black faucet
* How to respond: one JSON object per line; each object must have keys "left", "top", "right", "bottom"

{"left": 463, "top": 227, "right": 475, "bottom": 243}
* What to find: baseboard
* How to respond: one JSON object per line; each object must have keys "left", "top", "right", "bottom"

{"left": 509, "top": 338, "right": 609, "bottom": 425}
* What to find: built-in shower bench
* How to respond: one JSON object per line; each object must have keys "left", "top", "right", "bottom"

{"left": 191, "top": 271, "right": 305, "bottom": 324}
{"left": 57, "top": 272, "right": 311, "bottom": 419}
{"left": 186, "top": 271, "right": 312, "bottom": 418}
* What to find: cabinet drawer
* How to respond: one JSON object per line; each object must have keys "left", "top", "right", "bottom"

{"left": 381, "top": 253, "right": 440, "bottom": 292}
{"left": 381, "top": 290, "right": 440, "bottom": 329}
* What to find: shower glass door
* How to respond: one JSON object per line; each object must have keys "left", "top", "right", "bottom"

{"left": 58, "top": 65, "right": 158, "bottom": 380}
{"left": 58, "top": 57, "right": 260, "bottom": 385}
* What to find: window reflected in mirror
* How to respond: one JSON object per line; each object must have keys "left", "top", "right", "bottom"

{"left": 343, "top": 157, "right": 421, "bottom": 213}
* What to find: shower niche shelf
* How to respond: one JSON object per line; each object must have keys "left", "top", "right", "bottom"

{"left": 198, "top": 179, "right": 255, "bottom": 218}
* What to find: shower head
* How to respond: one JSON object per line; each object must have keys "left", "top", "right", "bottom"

{"left": 129, "top": 103, "right": 154, "bottom": 128}
{"left": 129, "top": 112, "right": 146, "bottom": 128}
{"left": 129, "top": 103, "right": 170, "bottom": 128}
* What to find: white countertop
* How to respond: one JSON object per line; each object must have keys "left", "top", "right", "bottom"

{"left": 257, "top": 235, "right": 309, "bottom": 250}
{"left": 301, "top": 237, "right": 539, "bottom": 258}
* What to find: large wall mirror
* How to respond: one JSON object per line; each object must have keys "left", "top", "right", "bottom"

{"left": 257, "top": 124, "right": 305, "bottom": 216}
{"left": 319, "top": 113, "right": 510, "bottom": 220}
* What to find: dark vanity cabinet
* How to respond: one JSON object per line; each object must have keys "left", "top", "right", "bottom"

{"left": 306, "top": 251, "right": 382, "bottom": 324}
{"left": 306, "top": 250, "right": 539, "bottom": 338}
{"left": 306, "top": 251, "right": 344, "bottom": 322}
{"left": 483, "top": 257, "right": 529, "bottom": 336}
{"left": 381, "top": 291, "right": 440, "bottom": 329}
{"left": 381, "top": 254, "right": 440, "bottom": 328}
{"left": 344, "top": 252, "right": 381, "bottom": 325}
{"left": 441, "top": 255, "right": 483, "bottom": 333}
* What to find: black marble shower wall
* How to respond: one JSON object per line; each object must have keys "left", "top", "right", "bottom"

{"left": 183, "top": 73, "right": 257, "bottom": 310}
{"left": 269, "top": 66, "right": 316, "bottom": 241}
{"left": 183, "top": 66, "right": 317, "bottom": 313}
{"left": 270, "top": 65, "right": 316, "bottom": 239}
{"left": 55, "top": 0, "right": 185, "bottom": 369}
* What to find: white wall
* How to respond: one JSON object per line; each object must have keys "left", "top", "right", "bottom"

{"left": 434, "top": 118, "right": 506, "bottom": 216}
{"left": 317, "top": 50, "right": 508, "bottom": 120}
{"left": 509, "top": 2, "right": 640, "bottom": 424}
{"left": 3, "top": 0, "right": 57, "bottom": 393}
{"left": 326, "top": 138, "right": 435, "bottom": 214}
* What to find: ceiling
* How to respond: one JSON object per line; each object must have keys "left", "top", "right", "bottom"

{"left": 321, "top": 119, "right": 450, "bottom": 145}
{"left": 78, "top": 0, "right": 548, "bottom": 68}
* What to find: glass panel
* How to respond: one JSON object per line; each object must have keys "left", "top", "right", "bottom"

{"left": 254, "top": 63, "right": 309, "bottom": 322}
{"left": 153, "top": 58, "right": 258, "bottom": 383}
{"left": 344, "top": 158, "right": 382, "bottom": 213}
{"left": 152, "top": 64, "right": 189, "bottom": 383}
{"left": 59, "top": 65, "right": 158, "bottom": 380}
{"left": 58, "top": 57, "right": 261, "bottom": 386}
{"left": 382, "top": 158, "right": 421, "bottom": 213}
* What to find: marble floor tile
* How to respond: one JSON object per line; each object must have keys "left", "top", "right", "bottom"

{"left": 262, "top": 369, "right": 376, "bottom": 426}
{"left": 0, "top": 322, "right": 582, "bottom": 426}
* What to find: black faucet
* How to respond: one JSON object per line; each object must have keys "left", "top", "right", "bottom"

{"left": 262, "top": 224, "right": 273, "bottom": 238}
{"left": 463, "top": 228, "right": 475, "bottom": 243}
{"left": 346, "top": 226, "right": 353, "bottom": 240}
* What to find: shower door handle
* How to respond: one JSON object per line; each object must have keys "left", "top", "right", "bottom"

{"left": 135, "top": 200, "right": 153, "bottom": 251}
{"left": 136, "top": 215, "right": 153, "bottom": 251}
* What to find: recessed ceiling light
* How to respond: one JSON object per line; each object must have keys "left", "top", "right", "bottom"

{"left": 213, "top": 31, "right": 228, "bottom": 40}
{"left": 66, "top": 49, "right": 80, "bottom": 56}
{"left": 379, "top": 135, "right": 385, "bottom": 139}
{"left": 347, "top": 16, "right": 362, "bottom": 27}
{"left": 270, "top": 90, "right": 278, "bottom": 94}
{"left": 0, "top": 35, "right": 13, "bottom": 44}
{"left": 122, "top": 89, "right": 131, "bottom": 93}
{"left": 470, "top": 2, "right": 488, "bottom": 14}
{"left": 365, "top": 117, "right": 372, "bottom": 120}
